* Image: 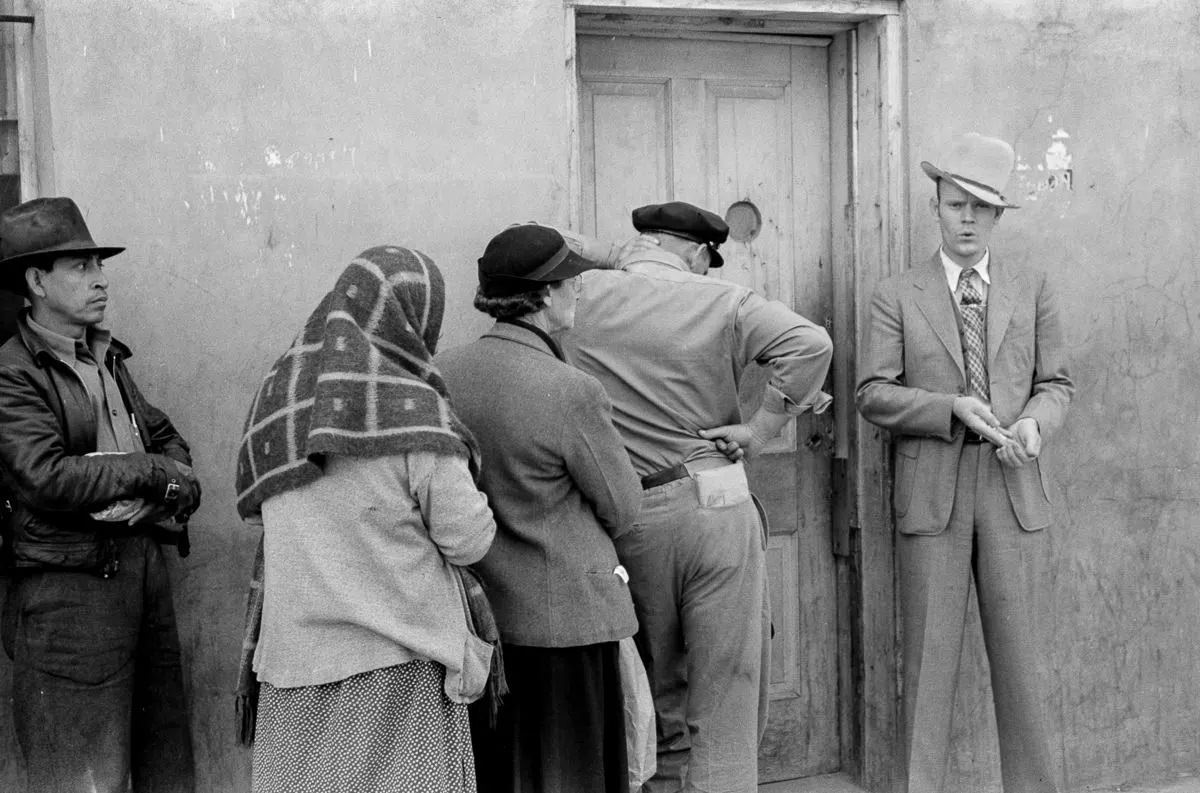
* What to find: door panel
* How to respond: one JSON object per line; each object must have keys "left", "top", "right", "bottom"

{"left": 579, "top": 35, "right": 838, "bottom": 781}
{"left": 581, "top": 80, "right": 671, "bottom": 241}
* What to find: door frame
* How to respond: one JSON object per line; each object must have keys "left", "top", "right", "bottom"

{"left": 564, "top": 3, "right": 907, "bottom": 791}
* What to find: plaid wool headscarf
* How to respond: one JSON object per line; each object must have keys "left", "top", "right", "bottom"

{"left": 232, "top": 245, "right": 490, "bottom": 744}
{"left": 235, "top": 245, "right": 478, "bottom": 520}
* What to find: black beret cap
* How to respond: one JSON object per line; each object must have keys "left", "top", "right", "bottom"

{"left": 478, "top": 224, "right": 595, "bottom": 298}
{"left": 631, "top": 201, "right": 729, "bottom": 268}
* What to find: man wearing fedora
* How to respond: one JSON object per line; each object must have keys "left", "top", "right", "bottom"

{"left": 0, "top": 197, "right": 200, "bottom": 792}
{"left": 560, "top": 201, "right": 833, "bottom": 793}
{"left": 856, "top": 134, "right": 1073, "bottom": 793}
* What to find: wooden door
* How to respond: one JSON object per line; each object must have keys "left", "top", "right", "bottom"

{"left": 578, "top": 35, "right": 838, "bottom": 782}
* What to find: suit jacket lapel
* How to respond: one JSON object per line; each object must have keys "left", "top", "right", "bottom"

{"left": 913, "top": 254, "right": 966, "bottom": 379}
{"left": 986, "top": 257, "right": 1017, "bottom": 369}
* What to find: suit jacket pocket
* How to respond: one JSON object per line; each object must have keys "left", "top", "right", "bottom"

{"left": 892, "top": 444, "right": 917, "bottom": 518}
{"left": 1002, "top": 460, "right": 1052, "bottom": 531}
{"left": 893, "top": 438, "right": 959, "bottom": 536}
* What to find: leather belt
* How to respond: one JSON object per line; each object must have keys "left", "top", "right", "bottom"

{"left": 641, "top": 459, "right": 733, "bottom": 490}
{"left": 641, "top": 463, "right": 690, "bottom": 490}
{"left": 962, "top": 430, "right": 988, "bottom": 444}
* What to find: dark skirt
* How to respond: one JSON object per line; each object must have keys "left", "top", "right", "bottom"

{"left": 253, "top": 660, "right": 475, "bottom": 793}
{"left": 471, "top": 642, "right": 628, "bottom": 793}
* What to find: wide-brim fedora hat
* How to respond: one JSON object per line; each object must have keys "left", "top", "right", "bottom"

{"left": 921, "top": 133, "right": 1020, "bottom": 209}
{"left": 478, "top": 224, "right": 596, "bottom": 298}
{"left": 0, "top": 196, "right": 124, "bottom": 291}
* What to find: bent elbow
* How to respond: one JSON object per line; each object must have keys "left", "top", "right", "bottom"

{"left": 443, "top": 518, "right": 496, "bottom": 566}
{"left": 803, "top": 326, "right": 833, "bottom": 364}
{"left": 817, "top": 326, "right": 834, "bottom": 356}
{"left": 22, "top": 482, "right": 89, "bottom": 514}
{"left": 855, "top": 384, "right": 884, "bottom": 423}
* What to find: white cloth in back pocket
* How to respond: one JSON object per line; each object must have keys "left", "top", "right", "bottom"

{"left": 693, "top": 462, "right": 750, "bottom": 508}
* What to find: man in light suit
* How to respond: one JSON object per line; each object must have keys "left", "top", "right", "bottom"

{"left": 856, "top": 133, "right": 1073, "bottom": 793}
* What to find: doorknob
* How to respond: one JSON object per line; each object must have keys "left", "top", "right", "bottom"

{"left": 801, "top": 410, "right": 837, "bottom": 456}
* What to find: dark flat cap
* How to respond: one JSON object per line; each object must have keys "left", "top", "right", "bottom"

{"left": 478, "top": 224, "right": 595, "bottom": 298}
{"left": 631, "top": 201, "right": 729, "bottom": 268}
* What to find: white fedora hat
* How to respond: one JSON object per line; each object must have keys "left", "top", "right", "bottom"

{"left": 921, "top": 133, "right": 1020, "bottom": 209}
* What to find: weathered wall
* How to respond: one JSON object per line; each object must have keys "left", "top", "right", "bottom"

{"left": 905, "top": 1, "right": 1200, "bottom": 790}
{"left": 0, "top": 1, "right": 575, "bottom": 790}
{"left": 0, "top": 1, "right": 1197, "bottom": 791}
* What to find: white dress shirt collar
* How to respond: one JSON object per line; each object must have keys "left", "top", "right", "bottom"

{"left": 939, "top": 247, "right": 991, "bottom": 292}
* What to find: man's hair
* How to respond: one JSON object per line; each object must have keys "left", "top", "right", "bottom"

{"left": 472, "top": 285, "right": 547, "bottom": 320}
{"left": 12, "top": 260, "right": 54, "bottom": 300}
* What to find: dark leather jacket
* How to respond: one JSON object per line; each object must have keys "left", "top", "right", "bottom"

{"left": 0, "top": 318, "right": 193, "bottom": 573}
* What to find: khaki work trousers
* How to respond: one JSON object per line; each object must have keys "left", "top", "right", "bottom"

{"left": 615, "top": 473, "right": 768, "bottom": 793}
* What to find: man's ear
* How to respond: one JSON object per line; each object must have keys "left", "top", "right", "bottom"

{"left": 24, "top": 267, "right": 44, "bottom": 299}
{"left": 929, "top": 194, "right": 940, "bottom": 217}
{"left": 687, "top": 243, "right": 706, "bottom": 275}
{"left": 994, "top": 207, "right": 1006, "bottom": 221}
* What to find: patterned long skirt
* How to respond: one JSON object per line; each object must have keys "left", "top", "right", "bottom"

{"left": 253, "top": 660, "right": 476, "bottom": 793}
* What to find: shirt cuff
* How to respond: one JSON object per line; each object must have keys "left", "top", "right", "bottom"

{"left": 764, "top": 383, "right": 833, "bottom": 416}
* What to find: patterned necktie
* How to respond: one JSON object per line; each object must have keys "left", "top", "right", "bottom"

{"left": 958, "top": 268, "right": 989, "bottom": 400}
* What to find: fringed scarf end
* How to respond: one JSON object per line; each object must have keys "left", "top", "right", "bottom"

{"left": 487, "top": 640, "right": 509, "bottom": 728}
{"left": 235, "top": 688, "right": 259, "bottom": 746}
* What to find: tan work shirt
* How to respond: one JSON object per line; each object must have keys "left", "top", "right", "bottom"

{"left": 560, "top": 248, "right": 832, "bottom": 477}
{"left": 25, "top": 316, "right": 144, "bottom": 453}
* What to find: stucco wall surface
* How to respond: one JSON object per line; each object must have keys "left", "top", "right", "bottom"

{"left": 0, "top": 1, "right": 574, "bottom": 790}
{"left": 0, "top": 1, "right": 1197, "bottom": 792}
{"left": 906, "top": 1, "right": 1200, "bottom": 790}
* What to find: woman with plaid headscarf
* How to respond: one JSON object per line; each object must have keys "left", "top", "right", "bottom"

{"left": 234, "top": 246, "right": 496, "bottom": 793}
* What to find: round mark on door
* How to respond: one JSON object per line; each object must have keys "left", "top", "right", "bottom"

{"left": 725, "top": 201, "right": 761, "bottom": 243}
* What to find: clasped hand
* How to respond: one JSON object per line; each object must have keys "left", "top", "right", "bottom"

{"left": 128, "top": 460, "right": 201, "bottom": 529}
{"left": 952, "top": 396, "right": 1041, "bottom": 468}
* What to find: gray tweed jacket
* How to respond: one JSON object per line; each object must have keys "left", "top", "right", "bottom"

{"left": 437, "top": 322, "right": 640, "bottom": 647}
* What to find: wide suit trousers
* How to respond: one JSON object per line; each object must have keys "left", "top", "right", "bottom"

{"left": 899, "top": 443, "right": 1058, "bottom": 793}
